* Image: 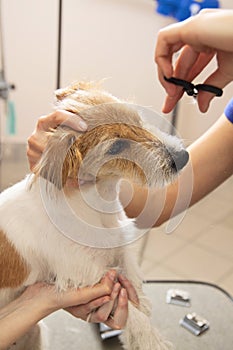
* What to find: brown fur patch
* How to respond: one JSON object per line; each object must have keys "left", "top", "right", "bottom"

{"left": 76, "top": 123, "right": 158, "bottom": 157}
{"left": 55, "top": 81, "right": 102, "bottom": 100}
{"left": 0, "top": 230, "right": 29, "bottom": 288}
{"left": 34, "top": 85, "right": 177, "bottom": 190}
{"left": 59, "top": 123, "right": 160, "bottom": 186}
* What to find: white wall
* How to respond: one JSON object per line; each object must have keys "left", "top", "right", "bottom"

{"left": 1, "top": 0, "right": 174, "bottom": 143}
{"left": 0, "top": 0, "right": 232, "bottom": 143}
{"left": 1, "top": 0, "right": 58, "bottom": 143}
{"left": 61, "top": 0, "right": 173, "bottom": 111}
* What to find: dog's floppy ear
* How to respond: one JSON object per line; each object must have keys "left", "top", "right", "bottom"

{"left": 55, "top": 81, "right": 100, "bottom": 101}
{"left": 34, "top": 128, "right": 82, "bottom": 190}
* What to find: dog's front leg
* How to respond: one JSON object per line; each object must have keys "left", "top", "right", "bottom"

{"left": 118, "top": 252, "right": 172, "bottom": 349}
{"left": 119, "top": 301, "right": 173, "bottom": 350}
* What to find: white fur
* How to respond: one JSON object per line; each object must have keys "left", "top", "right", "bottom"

{"left": 0, "top": 172, "right": 172, "bottom": 350}
{"left": 0, "top": 97, "right": 188, "bottom": 349}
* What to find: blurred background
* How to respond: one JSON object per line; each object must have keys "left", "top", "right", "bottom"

{"left": 0, "top": 0, "right": 232, "bottom": 294}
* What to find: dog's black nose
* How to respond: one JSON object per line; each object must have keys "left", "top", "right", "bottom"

{"left": 171, "top": 149, "right": 189, "bottom": 171}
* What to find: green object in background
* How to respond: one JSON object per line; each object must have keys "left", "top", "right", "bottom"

{"left": 6, "top": 100, "right": 16, "bottom": 135}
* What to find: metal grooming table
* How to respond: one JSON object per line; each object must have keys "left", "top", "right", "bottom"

{"left": 43, "top": 280, "right": 233, "bottom": 350}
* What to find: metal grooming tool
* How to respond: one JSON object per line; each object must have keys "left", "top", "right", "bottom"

{"left": 180, "top": 312, "right": 210, "bottom": 336}
{"left": 99, "top": 323, "right": 122, "bottom": 340}
{"left": 164, "top": 76, "right": 223, "bottom": 98}
{"left": 166, "top": 289, "right": 191, "bottom": 307}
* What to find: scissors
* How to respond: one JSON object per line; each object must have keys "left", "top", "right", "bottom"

{"left": 164, "top": 76, "right": 223, "bottom": 98}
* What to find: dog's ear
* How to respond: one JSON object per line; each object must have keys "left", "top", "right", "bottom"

{"left": 54, "top": 81, "right": 119, "bottom": 117}
{"left": 34, "top": 128, "right": 82, "bottom": 190}
{"left": 55, "top": 81, "right": 100, "bottom": 101}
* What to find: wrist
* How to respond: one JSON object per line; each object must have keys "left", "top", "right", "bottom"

{"left": 19, "top": 283, "right": 60, "bottom": 315}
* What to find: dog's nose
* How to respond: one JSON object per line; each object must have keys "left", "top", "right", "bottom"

{"left": 171, "top": 149, "right": 189, "bottom": 171}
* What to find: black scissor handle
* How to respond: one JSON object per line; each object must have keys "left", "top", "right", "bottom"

{"left": 164, "top": 77, "right": 194, "bottom": 94}
{"left": 195, "top": 84, "right": 223, "bottom": 97}
{"left": 164, "top": 76, "right": 223, "bottom": 98}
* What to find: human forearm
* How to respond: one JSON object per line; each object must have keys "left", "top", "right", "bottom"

{"left": 124, "top": 113, "right": 233, "bottom": 227}
{"left": 186, "top": 115, "right": 233, "bottom": 203}
{"left": 0, "top": 278, "right": 111, "bottom": 349}
{"left": 0, "top": 289, "right": 52, "bottom": 349}
{"left": 155, "top": 115, "right": 233, "bottom": 225}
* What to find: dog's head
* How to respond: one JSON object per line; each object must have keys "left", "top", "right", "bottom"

{"left": 34, "top": 82, "right": 189, "bottom": 190}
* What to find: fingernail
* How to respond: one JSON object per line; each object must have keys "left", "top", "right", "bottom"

{"left": 108, "top": 270, "right": 116, "bottom": 281}
{"left": 120, "top": 288, "right": 126, "bottom": 297}
{"left": 78, "top": 120, "right": 87, "bottom": 131}
{"left": 113, "top": 283, "right": 121, "bottom": 292}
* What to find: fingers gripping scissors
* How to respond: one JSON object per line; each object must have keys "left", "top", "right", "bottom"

{"left": 164, "top": 76, "right": 223, "bottom": 98}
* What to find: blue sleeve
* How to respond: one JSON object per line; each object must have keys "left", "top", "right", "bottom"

{"left": 224, "top": 98, "right": 233, "bottom": 123}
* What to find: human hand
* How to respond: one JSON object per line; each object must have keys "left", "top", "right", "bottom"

{"left": 155, "top": 9, "right": 233, "bottom": 113}
{"left": 65, "top": 273, "right": 139, "bottom": 330}
{"left": 27, "top": 110, "right": 87, "bottom": 170}
{"left": 19, "top": 270, "right": 115, "bottom": 312}
{"left": 0, "top": 271, "right": 121, "bottom": 349}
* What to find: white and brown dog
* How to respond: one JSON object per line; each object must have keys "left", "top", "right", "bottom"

{"left": 0, "top": 82, "right": 189, "bottom": 350}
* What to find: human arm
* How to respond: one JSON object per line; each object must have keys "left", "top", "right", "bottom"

{"left": 123, "top": 110, "right": 233, "bottom": 226}
{"left": 0, "top": 272, "right": 114, "bottom": 349}
{"left": 155, "top": 9, "right": 233, "bottom": 113}
{"left": 0, "top": 270, "right": 139, "bottom": 349}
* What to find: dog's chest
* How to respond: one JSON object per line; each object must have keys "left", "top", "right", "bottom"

{"left": 0, "top": 178, "right": 132, "bottom": 290}
{"left": 47, "top": 244, "right": 124, "bottom": 289}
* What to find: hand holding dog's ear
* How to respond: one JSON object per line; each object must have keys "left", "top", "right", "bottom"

{"left": 27, "top": 110, "right": 87, "bottom": 171}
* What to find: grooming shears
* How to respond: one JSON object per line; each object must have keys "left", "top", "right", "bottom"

{"left": 164, "top": 76, "right": 223, "bottom": 98}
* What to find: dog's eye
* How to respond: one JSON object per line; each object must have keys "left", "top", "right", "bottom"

{"left": 107, "top": 139, "right": 129, "bottom": 155}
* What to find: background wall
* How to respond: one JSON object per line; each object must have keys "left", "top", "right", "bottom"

{"left": 0, "top": 0, "right": 232, "bottom": 144}
{"left": 1, "top": 0, "right": 58, "bottom": 143}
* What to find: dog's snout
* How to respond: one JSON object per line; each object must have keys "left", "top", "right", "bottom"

{"left": 171, "top": 149, "right": 189, "bottom": 171}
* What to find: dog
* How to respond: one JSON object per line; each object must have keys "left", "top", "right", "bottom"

{"left": 0, "top": 82, "right": 189, "bottom": 350}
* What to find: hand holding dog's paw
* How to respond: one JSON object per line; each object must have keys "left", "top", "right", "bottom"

{"left": 65, "top": 272, "right": 139, "bottom": 331}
